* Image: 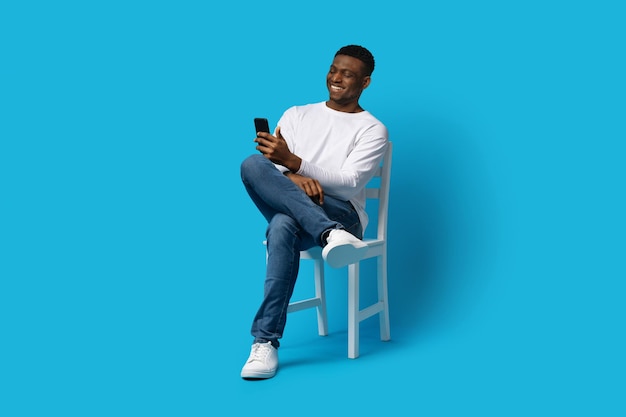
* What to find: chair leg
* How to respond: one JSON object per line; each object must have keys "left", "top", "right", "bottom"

{"left": 348, "top": 262, "right": 360, "bottom": 359}
{"left": 313, "top": 258, "right": 328, "bottom": 336}
{"left": 378, "top": 252, "right": 391, "bottom": 341}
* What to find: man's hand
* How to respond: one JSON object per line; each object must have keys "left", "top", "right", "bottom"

{"left": 285, "top": 172, "right": 325, "bottom": 205}
{"left": 255, "top": 126, "right": 320, "bottom": 202}
{"left": 255, "top": 127, "right": 301, "bottom": 172}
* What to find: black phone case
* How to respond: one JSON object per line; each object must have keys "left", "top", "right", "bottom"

{"left": 254, "top": 118, "right": 270, "bottom": 134}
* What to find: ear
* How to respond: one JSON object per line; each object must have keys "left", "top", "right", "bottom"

{"left": 362, "top": 75, "right": 371, "bottom": 90}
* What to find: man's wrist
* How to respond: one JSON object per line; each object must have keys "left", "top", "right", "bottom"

{"left": 285, "top": 155, "right": 302, "bottom": 173}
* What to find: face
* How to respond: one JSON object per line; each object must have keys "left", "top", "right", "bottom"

{"left": 326, "top": 55, "right": 371, "bottom": 111}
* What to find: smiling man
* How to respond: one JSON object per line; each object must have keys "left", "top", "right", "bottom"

{"left": 239, "top": 45, "right": 388, "bottom": 379}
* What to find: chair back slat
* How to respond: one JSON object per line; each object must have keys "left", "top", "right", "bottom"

{"left": 363, "top": 142, "right": 392, "bottom": 240}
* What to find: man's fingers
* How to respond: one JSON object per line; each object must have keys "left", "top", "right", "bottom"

{"left": 256, "top": 132, "right": 278, "bottom": 143}
{"left": 315, "top": 183, "right": 324, "bottom": 205}
{"left": 255, "top": 135, "right": 275, "bottom": 153}
{"left": 303, "top": 182, "right": 315, "bottom": 197}
{"left": 287, "top": 174, "right": 324, "bottom": 205}
{"left": 303, "top": 180, "right": 324, "bottom": 205}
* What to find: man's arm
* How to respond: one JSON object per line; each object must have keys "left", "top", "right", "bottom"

{"left": 297, "top": 131, "right": 388, "bottom": 201}
{"left": 255, "top": 128, "right": 325, "bottom": 204}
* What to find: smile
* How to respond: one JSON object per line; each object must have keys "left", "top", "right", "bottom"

{"left": 330, "top": 85, "right": 344, "bottom": 91}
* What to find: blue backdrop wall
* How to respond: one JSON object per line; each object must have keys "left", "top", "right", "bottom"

{"left": 2, "top": 1, "right": 624, "bottom": 415}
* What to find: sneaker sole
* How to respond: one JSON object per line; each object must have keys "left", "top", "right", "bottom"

{"left": 323, "top": 243, "right": 369, "bottom": 268}
{"left": 241, "top": 368, "right": 277, "bottom": 379}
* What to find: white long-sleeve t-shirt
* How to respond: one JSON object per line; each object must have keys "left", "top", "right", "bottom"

{"left": 274, "top": 101, "right": 388, "bottom": 231}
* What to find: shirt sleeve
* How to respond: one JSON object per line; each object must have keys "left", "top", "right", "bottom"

{"left": 297, "top": 125, "right": 388, "bottom": 200}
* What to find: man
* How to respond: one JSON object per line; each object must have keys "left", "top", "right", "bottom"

{"left": 239, "top": 45, "right": 388, "bottom": 379}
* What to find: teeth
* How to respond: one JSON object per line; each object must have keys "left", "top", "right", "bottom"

{"left": 331, "top": 85, "right": 343, "bottom": 90}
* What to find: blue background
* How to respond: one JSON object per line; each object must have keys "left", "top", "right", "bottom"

{"left": 1, "top": 0, "right": 625, "bottom": 415}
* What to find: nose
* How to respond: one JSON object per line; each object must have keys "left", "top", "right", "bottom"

{"left": 331, "top": 72, "right": 342, "bottom": 83}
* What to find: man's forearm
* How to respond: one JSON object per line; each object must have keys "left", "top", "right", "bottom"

{"left": 282, "top": 154, "right": 302, "bottom": 173}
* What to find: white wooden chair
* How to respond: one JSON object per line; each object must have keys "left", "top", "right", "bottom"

{"left": 287, "top": 141, "right": 393, "bottom": 358}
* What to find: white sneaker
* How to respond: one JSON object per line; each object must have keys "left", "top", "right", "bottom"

{"left": 240, "top": 341, "right": 278, "bottom": 379}
{"left": 322, "top": 229, "right": 368, "bottom": 268}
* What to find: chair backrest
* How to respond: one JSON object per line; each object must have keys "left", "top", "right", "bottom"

{"left": 364, "top": 141, "right": 393, "bottom": 241}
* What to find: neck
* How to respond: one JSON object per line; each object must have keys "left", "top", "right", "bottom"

{"left": 325, "top": 100, "right": 363, "bottom": 113}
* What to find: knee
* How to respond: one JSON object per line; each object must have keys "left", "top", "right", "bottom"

{"left": 240, "top": 154, "right": 268, "bottom": 182}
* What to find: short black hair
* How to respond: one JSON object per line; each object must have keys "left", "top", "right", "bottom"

{"left": 335, "top": 45, "right": 375, "bottom": 76}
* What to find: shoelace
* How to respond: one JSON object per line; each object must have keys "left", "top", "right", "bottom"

{"left": 248, "top": 343, "right": 272, "bottom": 362}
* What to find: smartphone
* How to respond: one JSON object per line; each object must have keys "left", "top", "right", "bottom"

{"left": 254, "top": 118, "right": 270, "bottom": 135}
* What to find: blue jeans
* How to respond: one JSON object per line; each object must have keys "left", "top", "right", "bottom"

{"left": 240, "top": 154, "right": 363, "bottom": 348}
